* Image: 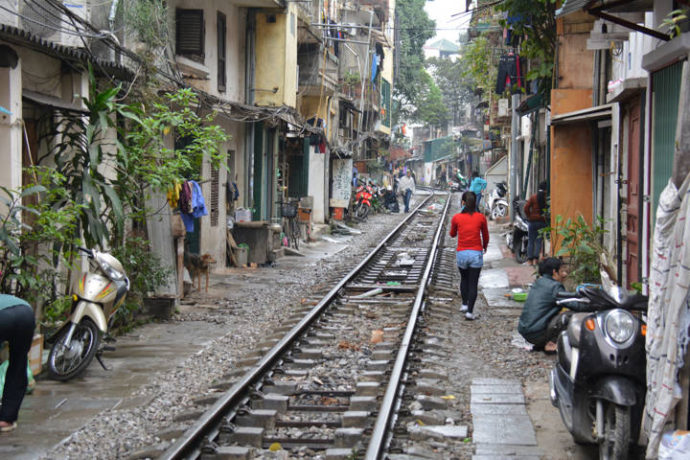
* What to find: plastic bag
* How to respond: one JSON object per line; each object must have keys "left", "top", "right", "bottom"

{"left": 0, "top": 360, "right": 35, "bottom": 398}
{"left": 659, "top": 430, "right": 690, "bottom": 459}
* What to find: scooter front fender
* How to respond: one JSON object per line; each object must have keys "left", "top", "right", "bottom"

{"left": 592, "top": 376, "right": 639, "bottom": 407}
{"left": 71, "top": 300, "right": 108, "bottom": 333}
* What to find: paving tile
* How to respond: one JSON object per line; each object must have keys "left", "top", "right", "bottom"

{"left": 472, "top": 414, "right": 537, "bottom": 445}
{"left": 470, "top": 392, "right": 525, "bottom": 405}
{"left": 470, "top": 403, "right": 527, "bottom": 416}
{"left": 472, "top": 378, "right": 521, "bottom": 386}
{"left": 470, "top": 384, "right": 522, "bottom": 395}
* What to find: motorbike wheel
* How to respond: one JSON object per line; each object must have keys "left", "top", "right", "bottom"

{"left": 491, "top": 203, "right": 507, "bottom": 220}
{"left": 355, "top": 203, "right": 369, "bottom": 221}
{"left": 47, "top": 318, "right": 100, "bottom": 381}
{"left": 598, "top": 403, "right": 631, "bottom": 460}
{"left": 514, "top": 235, "right": 528, "bottom": 264}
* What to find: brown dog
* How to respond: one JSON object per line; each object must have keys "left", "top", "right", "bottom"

{"left": 184, "top": 252, "right": 217, "bottom": 293}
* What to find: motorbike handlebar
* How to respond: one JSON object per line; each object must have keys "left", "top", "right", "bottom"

{"left": 77, "top": 246, "right": 94, "bottom": 257}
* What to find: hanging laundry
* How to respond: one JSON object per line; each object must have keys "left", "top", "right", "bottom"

{"left": 495, "top": 53, "right": 526, "bottom": 95}
{"left": 167, "top": 182, "right": 182, "bottom": 209}
{"left": 179, "top": 181, "right": 193, "bottom": 214}
{"left": 180, "top": 180, "right": 207, "bottom": 232}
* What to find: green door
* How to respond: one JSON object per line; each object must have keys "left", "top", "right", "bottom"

{"left": 253, "top": 123, "right": 264, "bottom": 221}
{"left": 652, "top": 61, "right": 683, "bottom": 218}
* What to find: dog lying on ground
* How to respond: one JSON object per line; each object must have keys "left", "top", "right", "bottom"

{"left": 184, "top": 252, "right": 217, "bottom": 293}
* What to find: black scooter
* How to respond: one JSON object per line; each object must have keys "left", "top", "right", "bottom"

{"left": 549, "top": 270, "right": 647, "bottom": 460}
{"left": 505, "top": 199, "right": 528, "bottom": 263}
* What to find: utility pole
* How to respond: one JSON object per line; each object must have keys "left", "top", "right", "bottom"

{"left": 357, "top": 9, "right": 374, "bottom": 159}
{"left": 510, "top": 93, "right": 520, "bottom": 221}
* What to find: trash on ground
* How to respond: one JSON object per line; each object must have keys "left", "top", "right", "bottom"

{"left": 659, "top": 430, "right": 690, "bottom": 459}
{"left": 511, "top": 333, "right": 533, "bottom": 351}
{"left": 370, "top": 329, "right": 384, "bottom": 343}
{"left": 351, "top": 288, "right": 384, "bottom": 298}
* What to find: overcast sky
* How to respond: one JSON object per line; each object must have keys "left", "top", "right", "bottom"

{"left": 424, "top": 0, "right": 472, "bottom": 44}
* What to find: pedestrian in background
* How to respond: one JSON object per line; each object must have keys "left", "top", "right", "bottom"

{"left": 0, "top": 294, "right": 35, "bottom": 432}
{"left": 399, "top": 170, "right": 416, "bottom": 213}
{"left": 524, "top": 181, "right": 549, "bottom": 266}
{"left": 449, "top": 191, "right": 489, "bottom": 320}
{"left": 469, "top": 171, "right": 487, "bottom": 209}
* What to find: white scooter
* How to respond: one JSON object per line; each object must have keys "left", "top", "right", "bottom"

{"left": 47, "top": 247, "right": 130, "bottom": 381}
{"left": 487, "top": 181, "right": 508, "bottom": 220}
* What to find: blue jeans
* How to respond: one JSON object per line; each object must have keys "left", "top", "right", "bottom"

{"left": 456, "top": 250, "right": 483, "bottom": 313}
{"left": 403, "top": 189, "right": 412, "bottom": 212}
{"left": 0, "top": 304, "right": 35, "bottom": 423}
{"left": 527, "top": 221, "right": 547, "bottom": 261}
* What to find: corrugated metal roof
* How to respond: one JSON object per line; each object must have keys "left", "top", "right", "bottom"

{"left": 555, "top": 0, "right": 591, "bottom": 17}
{"left": 0, "top": 24, "right": 131, "bottom": 79}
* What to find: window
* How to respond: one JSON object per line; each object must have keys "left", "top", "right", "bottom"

{"left": 217, "top": 11, "right": 226, "bottom": 92}
{"left": 176, "top": 9, "right": 204, "bottom": 62}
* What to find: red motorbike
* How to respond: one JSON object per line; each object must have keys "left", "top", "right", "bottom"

{"left": 354, "top": 181, "right": 373, "bottom": 220}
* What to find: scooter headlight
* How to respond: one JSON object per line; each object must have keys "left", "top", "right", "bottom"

{"left": 605, "top": 309, "right": 635, "bottom": 344}
{"left": 96, "top": 255, "right": 125, "bottom": 281}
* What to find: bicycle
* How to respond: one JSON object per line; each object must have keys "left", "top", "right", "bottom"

{"left": 279, "top": 200, "right": 301, "bottom": 250}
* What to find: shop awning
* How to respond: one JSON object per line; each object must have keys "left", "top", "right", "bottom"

{"left": 550, "top": 104, "right": 613, "bottom": 125}
{"left": 516, "top": 94, "right": 543, "bottom": 116}
{"left": 555, "top": 0, "right": 668, "bottom": 41}
{"left": 23, "top": 90, "right": 87, "bottom": 113}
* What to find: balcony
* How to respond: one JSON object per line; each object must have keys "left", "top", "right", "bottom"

{"left": 298, "top": 44, "right": 339, "bottom": 96}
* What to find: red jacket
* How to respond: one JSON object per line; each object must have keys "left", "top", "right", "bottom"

{"left": 524, "top": 194, "right": 546, "bottom": 222}
{"left": 450, "top": 211, "right": 489, "bottom": 252}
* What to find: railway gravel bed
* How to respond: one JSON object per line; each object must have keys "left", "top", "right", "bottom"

{"left": 42, "top": 194, "right": 560, "bottom": 460}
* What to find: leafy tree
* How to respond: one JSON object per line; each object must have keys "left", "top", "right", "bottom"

{"left": 0, "top": 169, "right": 83, "bottom": 311}
{"left": 459, "top": 35, "right": 496, "bottom": 102}
{"left": 394, "top": 0, "right": 436, "bottom": 118}
{"left": 426, "top": 57, "right": 474, "bottom": 125}
{"left": 415, "top": 71, "right": 450, "bottom": 129}
{"left": 117, "top": 88, "right": 229, "bottom": 227}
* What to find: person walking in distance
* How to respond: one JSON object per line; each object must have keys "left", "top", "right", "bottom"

{"left": 524, "top": 181, "right": 549, "bottom": 266}
{"left": 0, "top": 294, "right": 35, "bottom": 432}
{"left": 469, "top": 171, "right": 487, "bottom": 209}
{"left": 399, "top": 170, "right": 416, "bottom": 213}
{"left": 449, "top": 191, "right": 489, "bottom": 320}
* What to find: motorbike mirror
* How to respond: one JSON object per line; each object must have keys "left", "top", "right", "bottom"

{"left": 600, "top": 268, "right": 625, "bottom": 303}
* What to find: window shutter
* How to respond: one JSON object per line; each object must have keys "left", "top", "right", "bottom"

{"left": 217, "top": 11, "right": 226, "bottom": 92}
{"left": 176, "top": 9, "right": 204, "bottom": 60}
{"left": 210, "top": 167, "right": 219, "bottom": 227}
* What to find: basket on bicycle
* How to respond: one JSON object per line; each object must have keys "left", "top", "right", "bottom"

{"left": 281, "top": 202, "right": 298, "bottom": 218}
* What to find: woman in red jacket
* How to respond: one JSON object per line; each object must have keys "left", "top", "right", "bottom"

{"left": 449, "top": 191, "right": 489, "bottom": 320}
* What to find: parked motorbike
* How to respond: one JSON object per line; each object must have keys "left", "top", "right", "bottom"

{"left": 550, "top": 269, "right": 647, "bottom": 459}
{"left": 47, "top": 246, "right": 130, "bottom": 381}
{"left": 505, "top": 199, "right": 528, "bottom": 263}
{"left": 487, "top": 181, "right": 508, "bottom": 220}
{"left": 354, "top": 180, "right": 373, "bottom": 221}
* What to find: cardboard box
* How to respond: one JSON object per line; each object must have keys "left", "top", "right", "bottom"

{"left": 29, "top": 334, "right": 43, "bottom": 376}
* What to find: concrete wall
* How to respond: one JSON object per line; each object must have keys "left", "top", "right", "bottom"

{"left": 308, "top": 146, "right": 326, "bottom": 223}
{"left": 255, "top": 3, "right": 297, "bottom": 108}
{"left": 172, "top": 0, "right": 247, "bottom": 101}
{"left": 0, "top": 53, "right": 22, "bottom": 196}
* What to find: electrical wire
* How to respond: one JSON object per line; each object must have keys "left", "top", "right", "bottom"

{"left": 0, "top": 4, "right": 105, "bottom": 38}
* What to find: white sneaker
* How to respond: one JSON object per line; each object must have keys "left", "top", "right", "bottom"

{"left": 460, "top": 304, "right": 468, "bottom": 313}
{"left": 465, "top": 312, "right": 475, "bottom": 320}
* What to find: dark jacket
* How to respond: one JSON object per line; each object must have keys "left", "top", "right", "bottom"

{"left": 517, "top": 275, "right": 565, "bottom": 342}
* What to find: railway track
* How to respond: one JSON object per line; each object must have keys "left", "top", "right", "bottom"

{"left": 142, "top": 191, "right": 460, "bottom": 460}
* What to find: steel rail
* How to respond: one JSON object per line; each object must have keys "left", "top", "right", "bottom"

{"left": 364, "top": 191, "right": 452, "bottom": 459}
{"left": 160, "top": 194, "right": 436, "bottom": 460}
